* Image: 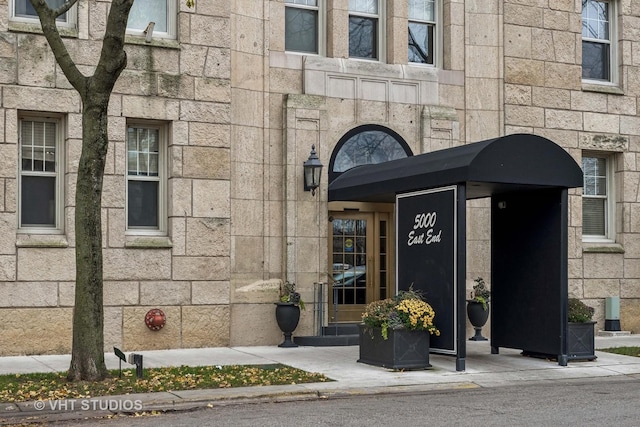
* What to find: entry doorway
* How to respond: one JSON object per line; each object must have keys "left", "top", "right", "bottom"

{"left": 328, "top": 203, "right": 395, "bottom": 322}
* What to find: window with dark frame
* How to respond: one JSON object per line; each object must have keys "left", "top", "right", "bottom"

{"left": 285, "top": 0, "right": 319, "bottom": 54}
{"left": 582, "top": 155, "right": 611, "bottom": 239}
{"left": 582, "top": 0, "right": 612, "bottom": 82}
{"left": 127, "top": 125, "right": 162, "bottom": 230}
{"left": 348, "top": 0, "right": 379, "bottom": 59}
{"left": 408, "top": 0, "right": 435, "bottom": 65}
{"left": 19, "top": 118, "right": 59, "bottom": 228}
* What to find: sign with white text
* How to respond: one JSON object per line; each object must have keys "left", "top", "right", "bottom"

{"left": 396, "top": 186, "right": 457, "bottom": 354}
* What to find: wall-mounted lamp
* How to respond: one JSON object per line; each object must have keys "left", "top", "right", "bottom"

{"left": 303, "top": 144, "right": 323, "bottom": 196}
{"left": 144, "top": 21, "right": 155, "bottom": 43}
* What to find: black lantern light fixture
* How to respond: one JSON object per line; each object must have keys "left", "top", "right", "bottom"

{"left": 303, "top": 145, "right": 323, "bottom": 196}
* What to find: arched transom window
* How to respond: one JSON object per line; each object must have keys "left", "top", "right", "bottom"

{"left": 329, "top": 125, "right": 412, "bottom": 183}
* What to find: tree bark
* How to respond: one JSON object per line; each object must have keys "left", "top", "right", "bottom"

{"left": 30, "top": 0, "right": 132, "bottom": 382}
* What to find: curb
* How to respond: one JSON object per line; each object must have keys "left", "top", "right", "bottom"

{"left": 0, "top": 382, "right": 479, "bottom": 424}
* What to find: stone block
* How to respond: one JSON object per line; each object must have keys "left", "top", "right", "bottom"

{"left": 182, "top": 146, "right": 230, "bottom": 179}
{"left": 172, "top": 256, "right": 230, "bottom": 281}
{"left": 505, "top": 105, "right": 545, "bottom": 128}
{"left": 103, "top": 249, "right": 172, "bottom": 281}
{"left": 583, "top": 252, "right": 624, "bottom": 279}
{"left": 107, "top": 208, "right": 125, "bottom": 248}
{"left": 505, "top": 84, "right": 532, "bottom": 105}
{"left": 189, "top": 122, "right": 230, "bottom": 147}
{"left": 466, "top": 78, "right": 500, "bottom": 110}
{"left": 0, "top": 308, "right": 72, "bottom": 355}
{"left": 584, "top": 279, "right": 620, "bottom": 298}
{"left": 195, "top": 77, "right": 231, "bottom": 103}
{"left": 545, "top": 63, "right": 581, "bottom": 90}
{"left": 185, "top": 218, "right": 230, "bottom": 257}
{"left": 0, "top": 281, "right": 57, "bottom": 307}
{"left": 545, "top": 109, "right": 583, "bottom": 130}
{"left": 17, "top": 35, "right": 56, "bottom": 87}
{"left": 193, "top": 180, "right": 230, "bottom": 219}
{"left": 505, "top": 58, "right": 545, "bottom": 86}
{"left": 231, "top": 88, "right": 264, "bottom": 127}
{"left": 204, "top": 48, "right": 231, "bottom": 79}
{"left": 123, "top": 306, "right": 181, "bottom": 351}
{"left": 231, "top": 199, "right": 264, "bottom": 236}
{"left": 104, "top": 281, "right": 140, "bottom": 306}
{"left": 192, "top": 281, "right": 230, "bottom": 305}
{"left": 621, "top": 299, "right": 640, "bottom": 333}
{"left": 17, "top": 248, "right": 74, "bottom": 281}
{"left": 157, "top": 73, "right": 195, "bottom": 99}
{"left": 583, "top": 112, "right": 620, "bottom": 134}
{"left": 229, "top": 303, "right": 282, "bottom": 346}
{"left": 140, "top": 281, "right": 191, "bottom": 305}
{"left": 231, "top": 279, "right": 280, "bottom": 304}
{"left": 181, "top": 305, "right": 230, "bottom": 348}
{"left": 0, "top": 213, "right": 15, "bottom": 254}
{"left": 190, "top": 15, "right": 230, "bottom": 48}
{"left": 532, "top": 87, "right": 570, "bottom": 109}
{"left": 2, "top": 86, "right": 80, "bottom": 111}
{"left": 169, "top": 178, "right": 192, "bottom": 217}
{"left": 103, "top": 306, "right": 123, "bottom": 351}
{"left": 231, "top": 161, "right": 264, "bottom": 201}
{"left": 504, "top": 3, "right": 543, "bottom": 27}
{"left": 180, "top": 100, "right": 230, "bottom": 124}
{"left": 121, "top": 96, "right": 179, "bottom": 121}
{"left": 232, "top": 236, "right": 264, "bottom": 274}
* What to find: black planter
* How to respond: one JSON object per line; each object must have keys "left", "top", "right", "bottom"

{"left": 568, "top": 321, "right": 597, "bottom": 361}
{"left": 358, "top": 325, "right": 431, "bottom": 370}
{"left": 467, "top": 300, "right": 490, "bottom": 341}
{"left": 275, "top": 302, "right": 300, "bottom": 347}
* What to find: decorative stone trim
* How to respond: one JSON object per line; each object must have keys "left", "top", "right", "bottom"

{"left": 583, "top": 242, "right": 625, "bottom": 254}
{"left": 582, "top": 83, "right": 625, "bottom": 96}
{"left": 125, "top": 236, "right": 173, "bottom": 249}
{"left": 16, "top": 234, "right": 69, "bottom": 248}
{"left": 579, "top": 133, "right": 628, "bottom": 152}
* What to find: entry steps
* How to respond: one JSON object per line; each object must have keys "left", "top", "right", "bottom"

{"left": 294, "top": 323, "right": 359, "bottom": 346}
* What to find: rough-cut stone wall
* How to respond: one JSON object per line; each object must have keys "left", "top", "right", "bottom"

{"left": 0, "top": 2, "right": 232, "bottom": 355}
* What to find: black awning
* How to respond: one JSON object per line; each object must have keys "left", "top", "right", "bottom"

{"left": 328, "top": 133, "right": 584, "bottom": 202}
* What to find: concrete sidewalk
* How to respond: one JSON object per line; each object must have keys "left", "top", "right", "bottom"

{"left": 2, "top": 335, "right": 640, "bottom": 424}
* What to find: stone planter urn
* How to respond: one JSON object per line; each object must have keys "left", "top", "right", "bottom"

{"left": 275, "top": 302, "right": 301, "bottom": 348}
{"left": 467, "top": 300, "right": 490, "bottom": 341}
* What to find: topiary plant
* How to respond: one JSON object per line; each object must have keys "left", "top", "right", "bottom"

{"left": 568, "top": 298, "right": 594, "bottom": 323}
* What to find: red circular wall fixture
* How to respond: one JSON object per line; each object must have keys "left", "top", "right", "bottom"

{"left": 145, "top": 309, "right": 166, "bottom": 331}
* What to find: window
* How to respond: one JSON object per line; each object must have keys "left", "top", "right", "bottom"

{"left": 582, "top": 0, "right": 615, "bottom": 83}
{"left": 329, "top": 125, "right": 412, "bottom": 183}
{"left": 349, "top": 0, "right": 381, "bottom": 60}
{"left": 127, "top": 0, "right": 177, "bottom": 39}
{"left": 285, "top": 0, "right": 320, "bottom": 54}
{"left": 11, "top": 0, "right": 74, "bottom": 26}
{"left": 19, "top": 116, "right": 64, "bottom": 231}
{"left": 408, "top": 0, "right": 435, "bottom": 65}
{"left": 582, "top": 154, "right": 614, "bottom": 241}
{"left": 126, "top": 124, "right": 166, "bottom": 233}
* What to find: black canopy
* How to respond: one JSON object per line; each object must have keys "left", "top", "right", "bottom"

{"left": 328, "top": 133, "right": 584, "bottom": 202}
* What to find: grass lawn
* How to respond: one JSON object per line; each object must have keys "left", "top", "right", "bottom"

{"left": 0, "top": 364, "right": 331, "bottom": 403}
{"left": 599, "top": 346, "right": 640, "bottom": 357}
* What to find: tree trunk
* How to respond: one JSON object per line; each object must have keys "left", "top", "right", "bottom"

{"left": 67, "top": 97, "right": 111, "bottom": 382}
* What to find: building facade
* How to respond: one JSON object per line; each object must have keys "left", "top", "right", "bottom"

{"left": 0, "top": 0, "right": 638, "bottom": 355}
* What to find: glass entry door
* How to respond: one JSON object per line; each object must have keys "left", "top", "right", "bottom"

{"left": 329, "top": 211, "right": 392, "bottom": 322}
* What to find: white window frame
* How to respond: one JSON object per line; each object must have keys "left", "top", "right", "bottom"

{"left": 348, "top": 0, "right": 385, "bottom": 61}
{"left": 285, "top": 0, "right": 325, "bottom": 56}
{"left": 582, "top": 153, "right": 615, "bottom": 242}
{"left": 10, "top": 0, "right": 77, "bottom": 28}
{"left": 18, "top": 115, "right": 65, "bottom": 233}
{"left": 408, "top": 0, "right": 437, "bottom": 67}
{"left": 581, "top": 0, "right": 618, "bottom": 85}
{"left": 125, "top": 121, "right": 167, "bottom": 235}
{"left": 126, "top": 0, "right": 177, "bottom": 40}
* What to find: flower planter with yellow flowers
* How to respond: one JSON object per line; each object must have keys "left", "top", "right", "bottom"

{"left": 358, "top": 288, "right": 440, "bottom": 370}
